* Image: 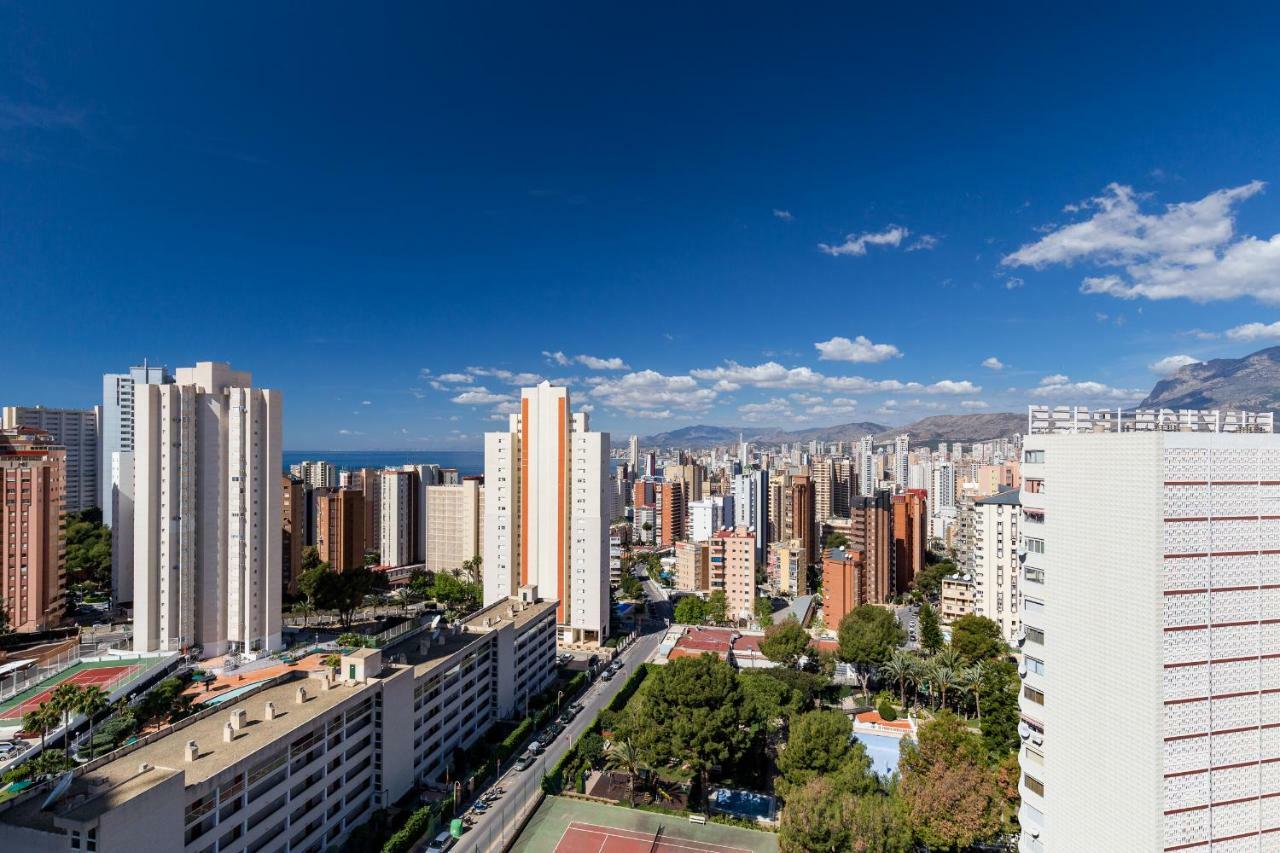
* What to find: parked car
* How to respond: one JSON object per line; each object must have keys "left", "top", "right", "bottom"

{"left": 514, "top": 753, "right": 533, "bottom": 771}
{"left": 425, "top": 830, "right": 456, "bottom": 852}
{"left": 528, "top": 740, "right": 544, "bottom": 755}
{"left": 600, "top": 670, "right": 614, "bottom": 681}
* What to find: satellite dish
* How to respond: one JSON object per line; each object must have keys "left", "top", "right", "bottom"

{"left": 40, "top": 770, "right": 74, "bottom": 811}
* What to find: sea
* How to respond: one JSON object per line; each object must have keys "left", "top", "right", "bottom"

{"left": 282, "top": 450, "right": 484, "bottom": 477}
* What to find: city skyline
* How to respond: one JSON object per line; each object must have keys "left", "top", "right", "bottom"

{"left": 5, "top": 6, "right": 1280, "bottom": 452}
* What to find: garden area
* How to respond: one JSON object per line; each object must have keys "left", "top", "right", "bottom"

{"left": 543, "top": 605, "right": 1024, "bottom": 852}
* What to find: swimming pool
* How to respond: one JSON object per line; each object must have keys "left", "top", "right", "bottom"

{"left": 709, "top": 788, "right": 776, "bottom": 822}
{"left": 854, "top": 732, "right": 905, "bottom": 777}
{"left": 201, "top": 683, "right": 262, "bottom": 706}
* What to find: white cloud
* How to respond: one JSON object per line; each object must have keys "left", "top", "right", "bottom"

{"left": 814, "top": 335, "right": 903, "bottom": 363}
{"left": 1004, "top": 276, "right": 1024, "bottom": 290}
{"left": 1031, "top": 375, "right": 1144, "bottom": 401}
{"left": 578, "top": 403, "right": 595, "bottom": 413}
{"left": 906, "top": 234, "right": 939, "bottom": 252}
{"left": 982, "top": 357, "right": 1004, "bottom": 371}
{"left": 436, "top": 372, "right": 473, "bottom": 383}
{"left": 1226, "top": 321, "right": 1280, "bottom": 342}
{"left": 772, "top": 209, "right": 794, "bottom": 221}
{"left": 960, "top": 400, "right": 989, "bottom": 409}
{"left": 360, "top": 400, "right": 372, "bottom": 406}
{"left": 1004, "top": 180, "right": 1280, "bottom": 302}
{"left": 337, "top": 429, "right": 365, "bottom": 436}
{"left": 467, "top": 366, "right": 544, "bottom": 385}
{"left": 691, "top": 361, "right": 826, "bottom": 389}
{"left": 789, "top": 393, "right": 824, "bottom": 406}
{"left": 924, "top": 379, "right": 982, "bottom": 395}
{"left": 818, "top": 225, "right": 909, "bottom": 257}
{"left": 542, "top": 351, "right": 572, "bottom": 366}
{"left": 1149, "top": 355, "right": 1200, "bottom": 375}
{"left": 575, "top": 354, "right": 629, "bottom": 370}
{"left": 589, "top": 370, "right": 718, "bottom": 415}
{"left": 738, "top": 398, "right": 794, "bottom": 422}
{"left": 451, "top": 387, "right": 515, "bottom": 406}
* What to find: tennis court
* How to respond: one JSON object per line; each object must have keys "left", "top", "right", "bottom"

{"left": 0, "top": 663, "right": 139, "bottom": 720}
{"left": 511, "top": 796, "right": 776, "bottom": 853}
{"left": 555, "top": 821, "right": 754, "bottom": 853}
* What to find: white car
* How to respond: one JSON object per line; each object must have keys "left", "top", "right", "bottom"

{"left": 425, "top": 830, "right": 455, "bottom": 852}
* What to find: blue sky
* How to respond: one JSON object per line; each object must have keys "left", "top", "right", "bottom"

{"left": 4, "top": 3, "right": 1280, "bottom": 448}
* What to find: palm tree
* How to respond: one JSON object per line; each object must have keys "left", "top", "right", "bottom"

{"left": 936, "top": 646, "right": 963, "bottom": 672}
{"left": 22, "top": 704, "right": 56, "bottom": 751}
{"left": 959, "top": 662, "right": 987, "bottom": 722}
{"left": 604, "top": 739, "right": 643, "bottom": 805}
{"left": 76, "top": 685, "right": 110, "bottom": 758}
{"left": 931, "top": 663, "right": 958, "bottom": 711}
{"left": 880, "top": 649, "right": 916, "bottom": 707}
{"left": 51, "top": 683, "right": 84, "bottom": 743}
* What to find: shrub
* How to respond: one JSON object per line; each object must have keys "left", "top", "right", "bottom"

{"left": 877, "top": 696, "right": 898, "bottom": 722}
{"left": 381, "top": 802, "right": 439, "bottom": 853}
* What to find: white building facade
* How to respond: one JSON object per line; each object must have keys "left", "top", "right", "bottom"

{"left": 970, "top": 488, "right": 1020, "bottom": 642}
{"left": 1017, "top": 405, "right": 1280, "bottom": 853}
{"left": 483, "top": 382, "right": 610, "bottom": 644}
{"left": 132, "top": 362, "right": 282, "bottom": 656}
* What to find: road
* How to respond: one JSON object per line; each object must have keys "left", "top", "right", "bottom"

{"left": 896, "top": 603, "right": 919, "bottom": 650}
{"left": 441, "top": 620, "right": 667, "bottom": 853}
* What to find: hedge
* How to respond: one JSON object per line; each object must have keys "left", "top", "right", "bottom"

{"left": 497, "top": 717, "right": 534, "bottom": 760}
{"left": 380, "top": 802, "right": 441, "bottom": 853}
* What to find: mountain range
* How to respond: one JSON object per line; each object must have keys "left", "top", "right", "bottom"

{"left": 640, "top": 412, "right": 1025, "bottom": 449}
{"left": 1141, "top": 346, "right": 1280, "bottom": 411}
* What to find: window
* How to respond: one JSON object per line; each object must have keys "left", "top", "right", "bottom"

{"left": 1023, "top": 684, "right": 1045, "bottom": 705}
{"left": 1023, "top": 537, "right": 1044, "bottom": 554}
{"left": 1025, "top": 565, "right": 1045, "bottom": 584}
{"left": 1024, "top": 625, "right": 1045, "bottom": 645}
{"left": 1024, "top": 774, "right": 1044, "bottom": 796}
{"left": 1025, "top": 656, "right": 1045, "bottom": 676}
{"left": 1024, "top": 450, "right": 1045, "bottom": 464}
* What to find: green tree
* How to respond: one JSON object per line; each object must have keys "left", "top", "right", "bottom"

{"left": 705, "top": 590, "right": 727, "bottom": 625}
{"left": 778, "top": 777, "right": 853, "bottom": 853}
{"left": 760, "top": 617, "right": 811, "bottom": 667}
{"left": 979, "top": 659, "right": 1021, "bottom": 756}
{"left": 619, "top": 574, "right": 644, "bottom": 601}
{"left": 301, "top": 545, "right": 322, "bottom": 573}
{"left": 21, "top": 704, "right": 57, "bottom": 751}
{"left": 837, "top": 606, "right": 906, "bottom": 701}
{"left": 917, "top": 602, "right": 943, "bottom": 654}
{"left": 949, "top": 615, "right": 1006, "bottom": 664}
{"left": 899, "top": 711, "right": 1009, "bottom": 849}
{"left": 879, "top": 649, "right": 917, "bottom": 707}
{"left": 50, "top": 683, "right": 84, "bottom": 737}
{"left": 64, "top": 510, "right": 113, "bottom": 590}
{"left": 754, "top": 595, "right": 774, "bottom": 626}
{"left": 911, "top": 559, "right": 953, "bottom": 598}
{"left": 848, "top": 794, "right": 913, "bottom": 853}
{"left": 776, "top": 709, "right": 876, "bottom": 797}
{"left": 298, "top": 561, "right": 334, "bottom": 618}
{"left": 823, "top": 531, "right": 849, "bottom": 550}
{"left": 929, "top": 661, "right": 959, "bottom": 711}
{"left": 673, "top": 596, "right": 706, "bottom": 625}
{"left": 629, "top": 654, "right": 753, "bottom": 806}
{"left": 76, "top": 685, "right": 110, "bottom": 754}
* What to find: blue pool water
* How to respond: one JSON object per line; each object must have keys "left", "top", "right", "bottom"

{"left": 709, "top": 788, "right": 775, "bottom": 821}
{"left": 855, "top": 732, "right": 905, "bottom": 777}
{"left": 202, "top": 683, "right": 261, "bottom": 706}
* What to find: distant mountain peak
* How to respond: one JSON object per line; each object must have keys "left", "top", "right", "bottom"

{"left": 1141, "top": 346, "right": 1280, "bottom": 411}
{"left": 639, "top": 412, "right": 1023, "bottom": 449}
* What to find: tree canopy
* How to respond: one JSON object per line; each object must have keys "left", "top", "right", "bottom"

{"left": 673, "top": 596, "right": 707, "bottom": 625}
{"left": 705, "top": 590, "right": 727, "bottom": 624}
{"left": 949, "top": 614, "right": 1006, "bottom": 664}
{"left": 837, "top": 606, "right": 906, "bottom": 697}
{"left": 777, "top": 709, "right": 876, "bottom": 797}
{"left": 760, "top": 617, "right": 812, "bottom": 667}
{"left": 917, "top": 602, "right": 944, "bottom": 654}
{"left": 898, "top": 711, "right": 1010, "bottom": 850}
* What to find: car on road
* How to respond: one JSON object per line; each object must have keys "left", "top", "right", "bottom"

{"left": 600, "top": 669, "right": 614, "bottom": 681}
{"left": 514, "top": 753, "right": 533, "bottom": 771}
{"left": 528, "top": 740, "right": 544, "bottom": 755}
{"left": 425, "top": 830, "right": 456, "bottom": 852}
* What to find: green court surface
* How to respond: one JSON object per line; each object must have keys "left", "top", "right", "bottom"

{"left": 0, "top": 658, "right": 148, "bottom": 720}
{"left": 510, "top": 796, "right": 778, "bottom": 853}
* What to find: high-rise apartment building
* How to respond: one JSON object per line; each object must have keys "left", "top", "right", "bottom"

{"left": 894, "top": 434, "right": 910, "bottom": 486}
{"left": 658, "top": 480, "right": 687, "bottom": 547}
{"left": 0, "top": 428, "right": 66, "bottom": 632}
{"left": 1017, "top": 405, "right": 1279, "bottom": 853}
{"left": 964, "top": 487, "right": 1019, "bottom": 642}
{"left": 859, "top": 449, "right": 876, "bottom": 497}
{"left": 674, "top": 540, "right": 710, "bottom": 592}
{"left": 787, "top": 474, "right": 815, "bottom": 567}
{"left": 768, "top": 539, "right": 806, "bottom": 596}
{"left": 2, "top": 406, "right": 98, "bottom": 514}
{"left": 892, "top": 489, "right": 927, "bottom": 593}
{"left": 709, "top": 527, "right": 756, "bottom": 622}
{"left": 132, "top": 362, "right": 283, "bottom": 655}
{"left": 629, "top": 435, "right": 639, "bottom": 468}
{"left": 290, "top": 460, "right": 337, "bottom": 489}
{"left": 689, "top": 495, "right": 734, "bottom": 543}
{"left": 357, "top": 467, "right": 382, "bottom": 556}
{"left": 484, "top": 382, "right": 610, "bottom": 644}
{"left": 316, "top": 488, "right": 365, "bottom": 572}
{"left": 732, "top": 469, "right": 769, "bottom": 563}
{"left": 102, "top": 363, "right": 173, "bottom": 530}
{"left": 822, "top": 546, "right": 866, "bottom": 628}
{"left": 849, "top": 492, "right": 893, "bottom": 603}
{"left": 425, "top": 477, "right": 484, "bottom": 576}
{"left": 281, "top": 475, "right": 304, "bottom": 594}
{"left": 379, "top": 469, "right": 416, "bottom": 568}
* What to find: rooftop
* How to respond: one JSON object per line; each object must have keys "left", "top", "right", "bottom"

{"left": 975, "top": 487, "right": 1020, "bottom": 507}
{"left": 1, "top": 672, "right": 371, "bottom": 833}
{"left": 1027, "top": 405, "right": 1274, "bottom": 435}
